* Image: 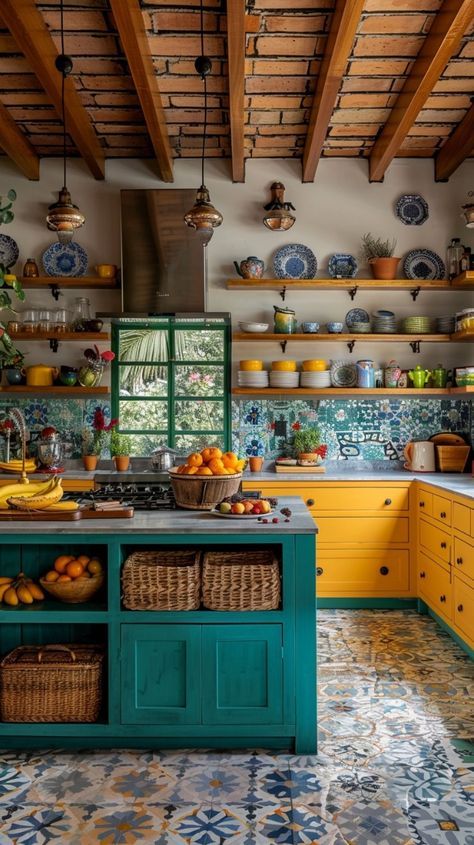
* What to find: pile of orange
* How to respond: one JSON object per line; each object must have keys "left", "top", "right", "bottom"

{"left": 43, "top": 554, "right": 103, "bottom": 583}
{"left": 175, "top": 447, "right": 245, "bottom": 476}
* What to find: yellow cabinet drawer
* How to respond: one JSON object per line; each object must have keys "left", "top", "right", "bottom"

{"left": 432, "top": 493, "right": 452, "bottom": 527}
{"left": 417, "top": 488, "right": 433, "bottom": 517}
{"left": 316, "top": 549, "right": 410, "bottom": 596}
{"left": 453, "top": 535, "right": 474, "bottom": 583}
{"left": 454, "top": 576, "right": 474, "bottom": 646}
{"left": 419, "top": 518, "right": 451, "bottom": 566}
{"left": 243, "top": 484, "right": 311, "bottom": 505}
{"left": 307, "top": 487, "right": 408, "bottom": 512}
{"left": 453, "top": 501, "right": 471, "bottom": 537}
{"left": 418, "top": 551, "right": 452, "bottom": 619}
{"left": 317, "top": 516, "right": 409, "bottom": 545}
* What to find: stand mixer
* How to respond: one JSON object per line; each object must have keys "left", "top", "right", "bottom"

{"left": 36, "top": 427, "right": 65, "bottom": 474}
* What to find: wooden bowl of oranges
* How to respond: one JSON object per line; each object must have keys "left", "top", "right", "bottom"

{"left": 40, "top": 554, "right": 104, "bottom": 603}
{"left": 169, "top": 447, "right": 244, "bottom": 510}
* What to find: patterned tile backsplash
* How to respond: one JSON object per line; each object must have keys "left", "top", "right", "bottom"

{"left": 0, "top": 396, "right": 471, "bottom": 462}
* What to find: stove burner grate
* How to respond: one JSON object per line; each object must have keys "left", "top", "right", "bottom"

{"left": 64, "top": 482, "right": 176, "bottom": 511}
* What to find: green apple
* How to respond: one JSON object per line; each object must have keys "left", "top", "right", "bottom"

{"left": 219, "top": 502, "right": 232, "bottom": 514}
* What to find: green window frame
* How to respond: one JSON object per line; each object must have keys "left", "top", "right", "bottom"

{"left": 111, "top": 316, "right": 231, "bottom": 456}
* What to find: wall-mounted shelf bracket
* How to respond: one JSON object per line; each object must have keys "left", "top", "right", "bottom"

{"left": 279, "top": 286, "right": 287, "bottom": 301}
{"left": 49, "top": 284, "right": 60, "bottom": 301}
{"left": 279, "top": 340, "right": 288, "bottom": 353}
{"left": 49, "top": 338, "right": 59, "bottom": 353}
{"left": 410, "top": 286, "right": 421, "bottom": 301}
{"left": 348, "top": 285, "right": 358, "bottom": 300}
{"left": 347, "top": 340, "right": 356, "bottom": 353}
{"left": 409, "top": 340, "right": 421, "bottom": 353}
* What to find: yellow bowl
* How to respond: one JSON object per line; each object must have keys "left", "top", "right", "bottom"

{"left": 302, "top": 359, "right": 328, "bottom": 372}
{"left": 272, "top": 360, "right": 297, "bottom": 372}
{"left": 240, "top": 360, "right": 263, "bottom": 371}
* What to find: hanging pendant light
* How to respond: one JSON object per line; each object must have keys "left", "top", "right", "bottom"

{"left": 46, "top": 0, "right": 84, "bottom": 244}
{"left": 184, "top": 2, "right": 222, "bottom": 245}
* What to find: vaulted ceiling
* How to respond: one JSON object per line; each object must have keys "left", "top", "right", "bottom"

{"left": 0, "top": 0, "right": 472, "bottom": 183}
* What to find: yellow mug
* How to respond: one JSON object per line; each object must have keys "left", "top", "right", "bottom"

{"left": 95, "top": 264, "right": 117, "bottom": 278}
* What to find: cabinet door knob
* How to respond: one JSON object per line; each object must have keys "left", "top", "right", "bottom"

{"left": 379, "top": 566, "right": 389, "bottom": 575}
{"left": 419, "top": 501, "right": 425, "bottom": 508}
{"left": 306, "top": 498, "right": 315, "bottom": 507}
{"left": 440, "top": 595, "right": 446, "bottom": 603}
{"left": 316, "top": 566, "right": 323, "bottom": 576}
{"left": 456, "top": 557, "right": 463, "bottom": 565}
{"left": 419, "top": 571, "right": 426, "bottom": 578}
{"left": 457, "top": 604, "right": 464, "bottom": 612}
{"left": 440, "top": 542, "right": 447, "bottom": 549}
{"left": 384, "top": 498, "right": 392, "bottom": 506}
{"left": 440, "top": 512, "right": 446, "bottom": 519}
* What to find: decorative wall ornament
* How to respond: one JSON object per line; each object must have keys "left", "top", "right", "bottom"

{"left": 263, "top": 182, "right": 296, "bottom": 231}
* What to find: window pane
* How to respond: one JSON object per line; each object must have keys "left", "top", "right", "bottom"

{"left": 119, "top": 365, "right": 168, "bottom": 397}
{"left": 118, "top": 329, "right": 168, "bottom": 363}
{"left": 175, "top": 400, "right": 224, "bottom": 432}
{"left": 175, "top": 433, "right": 225, "bottom": 453}
{"left": 174, "top": 365, "right": 224, "bottom": 396}
{"left": 119, "top": 400, "right": 168, "bottom": 430}
{"left": 125, "top": 433, "right": 169, "bottom": 457}
{"left": 175, "top": 329, "right": 224, "bottom": 361}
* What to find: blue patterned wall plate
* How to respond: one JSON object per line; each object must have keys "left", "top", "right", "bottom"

{"left": 0, "top": 234, "right": 19, "bottom": 269}
{"left": 328, "top": 253, "right": 358, "bottom": 278}
{"left": 395, "top": 194, "right": 429, "bottom": 226}
{"left": 42, "top": 241, "right": 88, "bottom": 277}
{"left": 403, "top": 249, "right": 445, "bottom": 280}
{"left": 273, "top": 243, "right": 317, "bottom": 279}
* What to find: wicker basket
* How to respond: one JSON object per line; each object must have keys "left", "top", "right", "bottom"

{"left": 169, "top": 470, "right": 242, "bottom": 510}
{"left": 0, "top": 644, "right": 104, "bottom": 723}
{"left": 202, "top": 550, "right": 281, "bottom": 611}
{"left": 122, "top": 550, "right": 201, "bottom": 610}
{"left": 39, "top": 573, "right": 104, "bottom": 604}
{"left": 435, "top": 444, "right": 470, "bottom": 473}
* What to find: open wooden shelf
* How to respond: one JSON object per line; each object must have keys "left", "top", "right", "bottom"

{"left": 21, "top": 275, "right": 118, "bottom": 290}
{"left": 227, "top": 271, "right": 474, "bottom": 295}
{"left": 10, "top": 331, "right": 110, "bottom": 342}
{"left": 232, "top": 387, "right": 455, "bottom": 397}
{"left": 0, "top": 385, "right": 109, "bottom": 395}
{"left": 233, "top": 332, "right": 452, "bottom": 343}
{"left": 451, "top": 331, "right": 474, "bottom": 342}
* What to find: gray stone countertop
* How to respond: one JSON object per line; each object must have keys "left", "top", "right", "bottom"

{"left": 0, "top": 497, "right": 316, "bottom": 535}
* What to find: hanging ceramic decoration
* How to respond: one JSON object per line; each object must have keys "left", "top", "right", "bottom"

{"left": 328, "top": 253, "right": 358, "bottom": 278}
{"left": 395, "top": 195, "right": 429, "bottom": 226}
{"left": 42, "top": 241, "right": 88, "bottom": 277}
{"left": 273, "top": 243, "right": 317, "bottom": 279}
{"left": 0, "top": 234, "right": 19, "bottom": 269}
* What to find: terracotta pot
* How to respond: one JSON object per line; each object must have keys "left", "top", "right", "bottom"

{"left": 83, "top": 455, "right": 98, "bottom": 471}
{"left": 297, "top": 452, "right": 317, "bottom": 463}
{"left": 249, "top": 456, "right": 263, "bottom": 472}
{"left": 369, "top": 257, "right": 400, "bottom": 280}
{"left": 114, "top": 455, "right": 130, "bottom": 472}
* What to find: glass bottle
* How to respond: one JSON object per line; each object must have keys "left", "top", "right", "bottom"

{"left": 447, "top": 237, "right": 463, "bottom": 280}
{"left": 460, "top": 246, "right": 471, "bottom": 273}
{"left": 72, "top": 297, "right": 91, "bottom": 331}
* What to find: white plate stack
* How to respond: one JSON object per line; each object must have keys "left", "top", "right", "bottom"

{"left": 237, "top": 370, "right": 269, "bottom": 388}
{"left": 300, "top": 370, "right": 331, "bottom": 388}
{"left": 269, "top": 371, "right": 300, "bottom": 389}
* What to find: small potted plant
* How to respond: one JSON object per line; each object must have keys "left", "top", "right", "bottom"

{"left": 292, "top": 423, "right": 327, "bottom": 465}
{"left": 110, "top": 430, "right": 132, "bottom": 472}
{"left": 81, "top": 428, "right": 100, "bottom": 471}
{"left": 361, "top": 233, "right": 400, "bottom": 280}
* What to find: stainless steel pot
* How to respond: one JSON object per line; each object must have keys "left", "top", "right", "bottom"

{"left": 150, "top": 446, "right": 178, "bottom": 471}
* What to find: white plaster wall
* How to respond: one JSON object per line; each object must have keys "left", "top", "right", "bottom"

{"left": 1, "top": 155, "right": 473, "bottom": 376}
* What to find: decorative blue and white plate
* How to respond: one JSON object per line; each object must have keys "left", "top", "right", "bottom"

{"left": 42, "top": 241, "right": 88, "bottom": 277}
{"left": 0, "top": 234, "right": 19, "bottom": 269}
{"left": 345, "top": 308, "right": 370, "bottom": 327}
{"left": 396, "top": 194, "right": 429, "bottom": 226}
{"left": 403, "top": 249, "right": 445, "bottom": 281}
{"left": 273, "top": 243, "right": 317, "bottom": 279}
{"left": 328, "top": 253, "right": 358, "bottom": 278}
{"left": 330, "top": 360, "right": 357, "bottom": 388}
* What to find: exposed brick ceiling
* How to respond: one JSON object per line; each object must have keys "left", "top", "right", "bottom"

{"left": 0, "top": 0, "right": 472, "bottom": 180}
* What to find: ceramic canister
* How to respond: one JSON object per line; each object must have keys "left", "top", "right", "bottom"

{"left": 356, "top": 359, "right": 375, "bottom": 388}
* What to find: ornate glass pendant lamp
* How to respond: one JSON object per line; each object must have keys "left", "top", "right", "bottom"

{"left": 184, "top": 0, "right": 223, "bottom": 245}
{"left": 46, "top": 0, "right": 85, "bottom": 244}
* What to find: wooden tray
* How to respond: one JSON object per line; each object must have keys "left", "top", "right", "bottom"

{"left": 0, "top": 506, "right": 134, "bottom": 521}
{"left": 275, "top": 465, "right": 326, "bottom": 473}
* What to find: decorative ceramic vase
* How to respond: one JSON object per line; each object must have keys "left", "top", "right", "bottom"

{"left": 384, "top": 360, "right": 401, "bottom": 388}
{"left": 408, "top": 365, "right": 431, "bottom": 389}
{"left": 114, "top": 455, "right": 130, "bottom": 472}
{"left": 83, "top": 455, "right": 98, "bottom": 471}
{"left": 369, "top": 257, "right": 400, "bottom": 280}
{"left": 431, "top": 364, "right": 447, "bottom": 388}
{"left": 234, "top": 257, "right": 264, "bottom": 279}
{"left": 273, "top": 305, "right": 297, "bottom": 334}
{"left": 249, "top": 456, "right": 263, "bottom": 472}
{"left": 4, "top": 367, "right": 24, "bottom": 385}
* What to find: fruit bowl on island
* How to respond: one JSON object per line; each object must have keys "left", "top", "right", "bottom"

{"left": 169, "top": 447, "right": 246, "bottom": 510}
{"left": 213, "top": 497, "right": 273, "bottom": 518}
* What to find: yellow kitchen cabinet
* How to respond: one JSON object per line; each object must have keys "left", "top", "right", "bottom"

{"left": 316, "top": 516, "right": 409, "bottom": 545}
{"left": 419, "top": 519, "right": 451, "bottom": 568}
{"left": 431, "top": 493, "right": 452, "bottom": 526}
{"left": 317, "top": 549, "right": 410, "bottom": 596}
{"left": 416, "top": 487, "right": 433, "bottom": 517}
{"left": 453, "top": 500, "right": 471, "bottom": 537}
{"left": 453, "top": 575, "right": 474, "bottom": 648}
{"left": 453, "top": 534, "right": 474, "bottom": 583}
{"left": 417, "top": 550, "right": 452, "bottom": 623}
{"left": 0, "top": 477, "right": 94, "bottom": 492}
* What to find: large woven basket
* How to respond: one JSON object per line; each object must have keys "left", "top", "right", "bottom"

{"left": 435, "top": 445, "right": 470, "bottom": 472}
{"left": 122, "top": 550, "right": 201, "bottom": 610}
{"left": 39, "top": 573, "right": 104, "bottom": 604}
{"left": 0, "top": 644, "right": 104, "bottom": 723}
{"left": 169, "top": 469, "right": 242, "bottom": 510}
{"left": 202, "top": 550, "right": 281, "bottom": 611}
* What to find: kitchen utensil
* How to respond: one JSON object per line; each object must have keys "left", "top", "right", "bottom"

{"left": 36, "top": 433, "right": 64, "bottom": 473}
{"left": 403, "top": 440, "right": 435, "bottom": 472}
{"left": 272, "top": 360, "right": 297, "bottom": 372}
{"left": 21, "top": 364, "right": 59, "bottom": 387}
{"left": 330, "top": 361, "right": 357, "bottom": 387}
{"left": 302, "top": 360, "right": 328, "bottom": 371}
{"left": 150, "top": 446, "right": 179, "bottom": 472}
{"left": 273, "top": 305, "right": 297, "bottom": 334}
{"left": 0, "top": 234, "right": 19, "bottom": 269}
{"left": 326, "top": 322, "right": 344, "bottom": 333}
{"left": 408, "top": 365, "right": 431, "bottom": 389}
{"left": 429, "top": 432, "right": 466, "bottom": 445}
{"left": 273, "top": 243, "right": 317, "bottom": 279}
{"left": 233, "top": 257, "right": 264, "bottom": 279}
{"left": 269, "top": 372, "right": 299, "bottom": 388}
{"left": 345, "top": 308, "right": 369, "bottom": 327}
{"left": 356, "top": 359, "right": 375, "bottom": 388}
{"left": 72, "top": 297, "right": 91, "bottom": 330}
{"left": 238, "top": 322, "right": 269, "bottom": 333}
{"left": 59, "top": 367, "right": 78, "bottom": 387}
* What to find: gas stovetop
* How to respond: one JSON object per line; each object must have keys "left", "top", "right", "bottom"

{"left": 65, "top": 481, "right": 176, "bottom": 511}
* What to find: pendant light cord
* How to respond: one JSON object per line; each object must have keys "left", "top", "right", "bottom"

{"left": 60, "top": 0, "right": 67, "bottom": 189}
{"left": 200, "top": 0, "right": 206, "bottom": 187}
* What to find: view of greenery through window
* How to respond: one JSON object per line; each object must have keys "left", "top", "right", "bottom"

{"left": 112, "top": 320, "right": 230, "bottom": 456}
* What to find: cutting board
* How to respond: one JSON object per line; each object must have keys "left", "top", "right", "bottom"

{"left": 0, "top": 506, "right": 134, "bottom": 521}
{"left": 275, "top": 465, "right": 326, "bottom": 473}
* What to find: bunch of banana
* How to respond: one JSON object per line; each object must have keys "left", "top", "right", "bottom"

{"left": 7, "top": 477, "right": 64, "bottom": 511}
{"left": 0, "top": 458, "right": 37, "bottom": 473}
{"left": 0, "top": 476, "right": 60, "bottom": 510}
{"left": 0, "top": 573, "right": 45, "bottom": 606}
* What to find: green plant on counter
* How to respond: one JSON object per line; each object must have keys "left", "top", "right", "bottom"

{"left": 361, "top": 233, "right": 397, "bottom": 261}
{"left": 293, "top": 425, "right": 321, "bottom": 455}
{"left": 110, "top": 430, "right": 132, "bottom": 457}
{"left": 81, "top": 428, "right": 100, "bottom": 457}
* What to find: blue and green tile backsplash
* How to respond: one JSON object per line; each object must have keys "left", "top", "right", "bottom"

{"left": 0, "top": 396, "right": 472, "bottom": 463}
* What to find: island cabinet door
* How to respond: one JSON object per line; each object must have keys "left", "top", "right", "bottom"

{"left": 121, "top": 625, "right": 201, "bottom": 725}
{"left": 201, "top": 625, "right": 283, "bottom": 725}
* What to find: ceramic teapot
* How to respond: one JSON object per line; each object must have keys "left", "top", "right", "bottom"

{"left": 431, "top": 364, "right": 448, "bottom": 388}
{"left": 21, "top": 364, "right": 59, "bottom": 387}
{"left": 408, "top": 365, "right": 431, "bottom": 389}
{"left": 233, "top": 256, "right": 264, "bottom": 279}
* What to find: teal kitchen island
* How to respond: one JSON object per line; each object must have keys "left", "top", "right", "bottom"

{"left": 0, "top": 497, "right": 317, "bottom": 753}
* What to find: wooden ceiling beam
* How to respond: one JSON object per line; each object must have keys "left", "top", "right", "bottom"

{"left": 369, "top": 0, "right": 474, "bottom": 183}
{"left": 109, "top": 0, "right": 173, "bottom": 183}
{"left": 435, "top": 102, "right": 474, "bottom": 180}
{"left": 302, "top": 0, "right": 365, "bottom": 183}
{"left": 0, "top": 100, "right": 39, "bottom": 180}
{"left": 226, "top": 0, "right": 246, "bottom": 182}
{"left": 0, "top": 0, "right": 104, "bottom": 180}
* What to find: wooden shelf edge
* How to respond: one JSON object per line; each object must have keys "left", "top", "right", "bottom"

{"left": 0, "top": 386, "right": 110, "bottom": 395}
{"left": 21, "top": 275, "right": 119, "bottom": 289}
{"left": 451, "top": 331, "right": 474, "bottom": 342}
{"left": 232, "top": 387, "right": 451, "bottom": 396}
{"left": 233, "top": 332, "right": 451, "bottom": 342}
{"left": 10, "top": 331, "right": 110, "bottom": 341}
{"left": 226, "top": 278, "right": 467, "bottom": 290}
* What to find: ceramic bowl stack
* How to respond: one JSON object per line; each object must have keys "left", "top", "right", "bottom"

{"left": 269, "top": 365, "right": 299, "bottom": 389}
{"left": 373, "top": 311, "right": 397, "bottom": 333}
{"left": 436, "top": 315, "right": 455, "bottom": 334}
{"left": 237, "top": 369, "right": 269, "bottom": 389}
{"left": 401, "top": 315, "right": 435, "bottom": 334}
{"left": 349, "top": 321, "right": 372, "bottom": 334}
{"left": 300, "top": 370, "right": 331, "bottom": 389}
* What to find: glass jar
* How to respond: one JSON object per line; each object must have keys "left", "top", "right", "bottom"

{"left": 273, "top": 305, "right": 297, "bottom": 334}
{"left": 447, "top": 237, "right": 463, "bottom": 280}
{"left": 78, "top": 360, "right": 105, "bottom": 388}
{"left": 38, "top": 309, "right": 53, "bottom": 332}
{"left": 72, "top": 297, "right": 91, "bottom": 331}
{"left": 20, "top": 309, "right": 38, "bottom": 332}
{"left": 55, "top": 308, "right": 70, "bottom": 333}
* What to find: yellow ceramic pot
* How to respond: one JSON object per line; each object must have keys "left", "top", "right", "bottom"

{"left": 95, "top": 264, "right": 117, "bottom": 278}
{"left": 239, "top": 360, "right": 263, "bottom": 371}
{"left": 22, "top": 364, "right": 59, "bottom": 387}
{"left": 302, "top": 359, "right": 328, "bottom": 372}
{"left": 272, "top": 360, "right": 297, "bottom": 372}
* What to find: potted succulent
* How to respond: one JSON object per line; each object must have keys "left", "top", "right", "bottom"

{"left": 110, "top": 430, "right": 132, "bottom": 472}
{"left": 361, "top": 233, "right": 400, "bottom": 280}
{"left": 292, "top": 423, "right": 327, "bottom": 465}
